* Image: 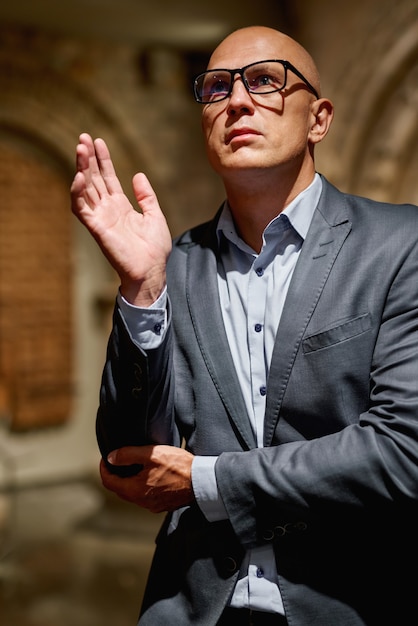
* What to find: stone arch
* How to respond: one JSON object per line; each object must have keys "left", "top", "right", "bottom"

{"left": 325, "top": 10, "right": 418, "bottom": 204}
{"left": 346, "top": 21, "right": 418, "bottom": 202}
{"left": 0, "top": 58, "right": 143, "bottom": 190}
{"left": 0, "top": 37, "right": 143, "bottom": 430}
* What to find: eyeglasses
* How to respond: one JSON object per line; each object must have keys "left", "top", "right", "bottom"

{"left": 193, "top": 59, "right": 319, "bottom": 104}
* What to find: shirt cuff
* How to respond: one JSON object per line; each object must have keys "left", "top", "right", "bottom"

{"left": 117, "top": 288, "right": 168, "bottom": 349}
{"left": 191, "top": 456, "right": 228, "bottom": 522}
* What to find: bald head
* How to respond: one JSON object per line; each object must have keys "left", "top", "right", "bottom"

{"left": 199, "top": 24, "right": 334, "bottom": 216}
{"left": 208, "top": 26, "right": 321, "bottom": 98}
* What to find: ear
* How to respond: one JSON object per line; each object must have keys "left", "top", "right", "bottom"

{"left": 308, "top": 98, "right": 334, "bottom": 145}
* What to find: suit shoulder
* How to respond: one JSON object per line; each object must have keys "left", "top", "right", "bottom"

{"left": 320, "top": 177, "right": 418, "bottom": 231}
{"left": 345, "top": 193, "right": 417, "bottom": 216}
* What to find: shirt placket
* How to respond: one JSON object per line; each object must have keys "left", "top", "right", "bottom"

{"left": 247, "top": 253, "right": 269, "bottom": 448}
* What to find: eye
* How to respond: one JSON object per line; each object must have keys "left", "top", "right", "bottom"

{"left": 246, "top": 64, "right": 285, "bottom": 92}
{"left": 253, "top": 73, "right": 274, "bottom": 87}
{"left": 211, "top": 78, "right": 230, "bottom": 94}
{"left": 201, "top": 74, "right": 230, "bottom": 101}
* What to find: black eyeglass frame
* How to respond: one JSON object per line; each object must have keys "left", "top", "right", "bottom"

{"left": 193, "top": 59, "right": 319, "bottom": 104}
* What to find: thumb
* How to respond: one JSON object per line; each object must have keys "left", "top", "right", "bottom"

{"left": 107, "top": 445, "right": 152, "bottom": 466}
{"left": 132, "top": 172, "right": 162, "bottom": 217}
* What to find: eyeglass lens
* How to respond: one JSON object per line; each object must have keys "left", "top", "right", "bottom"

{"left": 196, "top": 61, "right": 286, "bottom": 103}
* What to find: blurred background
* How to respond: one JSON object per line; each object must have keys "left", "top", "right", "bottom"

{"left": 0, "top": 1, "right": 417, "bottom": 624}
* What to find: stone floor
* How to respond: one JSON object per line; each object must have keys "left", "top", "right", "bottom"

{"left": 0, "top": 476, "right": 163, "bottom": 626}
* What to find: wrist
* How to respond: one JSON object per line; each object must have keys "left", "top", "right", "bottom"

{"left": 120, "top": 274, "right": 166, "bottom": 308}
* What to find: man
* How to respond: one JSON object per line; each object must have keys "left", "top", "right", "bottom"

{"left": 71, "top": 26, "right": 418, "bottom": 626}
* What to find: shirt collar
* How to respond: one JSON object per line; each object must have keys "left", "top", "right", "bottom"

{"left": 217, "top": 173, "right": 322, "bottom": 248}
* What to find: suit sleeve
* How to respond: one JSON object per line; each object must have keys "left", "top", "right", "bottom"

{"left": 96, "top": 303, "right": 179, "bottom": 473}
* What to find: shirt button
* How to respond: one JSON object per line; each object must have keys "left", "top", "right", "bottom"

{"left": 256, "top": 567, "right": 264, "bottom": 578}
{"left": 255, "top": 267, "right": 264, "bottom": 276}
{"left": 260, "top": 386, "right": 267, "bottom": 396}
{"left": 254, "top": 323, "right": 262, "bottom": 333}
{"left": 153, "top": 323, "right": 162, "bottom": 334}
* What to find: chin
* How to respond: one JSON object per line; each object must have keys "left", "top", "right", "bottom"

{"left": 212, "top": 151, "right": 268, "bottom": 173}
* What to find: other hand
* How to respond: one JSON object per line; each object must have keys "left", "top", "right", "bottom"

{"left": 100, "top": 445, "right": 195, "bottom": 514}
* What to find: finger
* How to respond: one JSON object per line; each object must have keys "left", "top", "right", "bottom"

{"left": 71, "top": 141, "right": 98, "bottom": 215}
{"left": 77, "top": 133, "right": 100, "bottom": 181}
{"left": 100, "top": 459, "right": 137, "bottom": 496}
{"left": 73, "top": 136, "right": 104, "bottom": 205}
{"left": 94, "top": 138, "right": 124, "bottom": 195}
{"left": 99, "top": 457, "right": 112, "bottom": 481}
{"left": 78, "top": 136, "right": 124, "bottom": 202}
{"left": 99, "top": 458, "right": 120, "bottom": 491}
{"left": 70, "top": 169, "right": 85, "bottom": 197}
{"left": 86, "top": 138, "right": 110, "bottom": 199}
{"left": 74, "top": 140, "right": 89, "bottom": 175}
{"left": 100, "top": 459, "right": 151, "bottom": 507}
{"left": 107, "top": 445, "right": 155, "bottom": 467}
{"left": 70, "top": 171, "right": 88, "bottom": 217}
{"left": 132, "top": 172, "right": 162, "bottom": 216}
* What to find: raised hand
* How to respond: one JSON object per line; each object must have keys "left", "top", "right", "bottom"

{"left": 70, "top": 133, "right": 172, "bottom": 306}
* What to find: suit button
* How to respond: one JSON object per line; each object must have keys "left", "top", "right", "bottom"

{"left": 274, "top": 521, "right": 308, "bottom": 538}
{"left": 223, "top": 556, "right": 238, "bottom": 573}
{"left": 275, "top": 525, "right": 287, "bottom": 537}
{"left": 134, "top": 363, "right": 143, "bottom": 380}
{"left": 132, "top": 363, "right": 143, "bottom": 397}
{"left": 262, "top": 529, "right": 275, "bottom": 541}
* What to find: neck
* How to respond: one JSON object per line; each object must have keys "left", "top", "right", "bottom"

{"left": 223, "top": 165, "right": 315, "bottom": 252}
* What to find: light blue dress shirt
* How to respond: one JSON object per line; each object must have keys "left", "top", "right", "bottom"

{"left": 118, "top": 174, "right": 323, "bottom": 614}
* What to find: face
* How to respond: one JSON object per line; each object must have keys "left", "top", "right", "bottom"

{"left": 201, "top": 27, "right": 324, "bottom": 181}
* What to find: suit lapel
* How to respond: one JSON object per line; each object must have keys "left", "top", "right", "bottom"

{"left": 264, "top": 181, "right": 352, "bottom": 446}
{"left": 186, "top": 229, "right": 257, "bottom": 450}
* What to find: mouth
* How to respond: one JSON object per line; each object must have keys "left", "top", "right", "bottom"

{"left": 225, "top": 127, "right": 261, "bottom": 145}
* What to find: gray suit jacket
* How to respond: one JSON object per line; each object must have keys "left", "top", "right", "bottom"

{"left": 97, "top": 177, "right": 418, "bottom": 625}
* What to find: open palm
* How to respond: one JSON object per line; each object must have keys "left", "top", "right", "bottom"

{"left": 71, "top": 133, "right": 172, "bottom": 306}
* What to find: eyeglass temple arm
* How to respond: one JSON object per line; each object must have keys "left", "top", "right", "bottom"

{"left": 285, "top": 62, "right": 319, "bottom": 99}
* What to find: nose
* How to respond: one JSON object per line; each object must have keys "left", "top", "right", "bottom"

{"left": 226, "top": 76, "right": 254, "bottom": 115}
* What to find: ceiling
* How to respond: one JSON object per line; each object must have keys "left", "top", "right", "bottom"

{"left": 0, "top": 0, "right": 295, "bottom": 50}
